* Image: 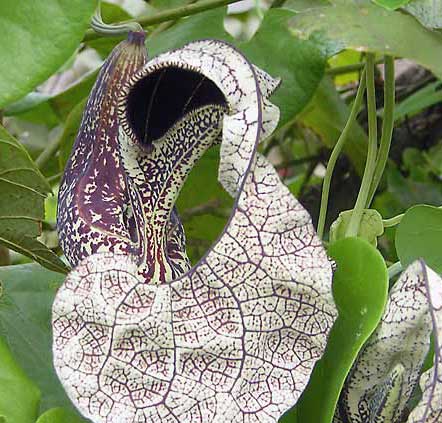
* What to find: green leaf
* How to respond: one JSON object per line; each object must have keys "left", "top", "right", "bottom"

{"left": 239, "top": 9, "right": 326, "bottom": 128}
{"left": 330, "top": 209, "right": 384, "bottom": 246}
{"left": 0, "top": 0, "right": 97, "bottom": 108}
{"left": 281, "top": 237, "right": 388, "bottom": 423}
{"left": 0, "top": 125, "right": 69, "bottom": 273}
{"left": 404, "top": 0, "right": 442, "bottom": 29}
{"left": 392, "top": 81, "right": 442, "bottom": 123}
{"left": 396, "top": 205, "right": 442, "bottom": 274}
{"left": 58, "top": 98, "right": 88, "bottom": 172}
{"left": 0, "top": 336, "right": 41, "bottom": 423}
{"left": 289, "top": 2, "right": 442, "bottom": 78}
{"left": 299, "top": 77, "right": 368, "bottom": 175}
{"left": 283, "top": 0, "right": 332, "bottom": 11}
{"left": 0, "top": 263, "right": 74, "bottom": 413}
{"left": 340, "top": 260, "right": 434, "bottom": 423}
{"left": 5, "top": 69, "right": 98, "bottom": 127}
{"left": 177, "top": 146, "right": 232, "bottom": 263}
{"left": 149, "top": 8, "right": 326, "bottom": 128}
{"left": 36, "top": 407, "right": 87, "bottom": 423}
{"left": 86, "top": 1, "right": 133, "bottom": 57}
{"left": 372, "top": 0, "right": 412, "bottom": 10}
{"left": 387, "top": 165, "right": 442, "bottom": 209}
{"left": 148, "top": 8, "right": 233, "bottom": 57}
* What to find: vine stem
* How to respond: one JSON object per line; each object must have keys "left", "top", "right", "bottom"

{"left": 388, "top": 261, "right": 403, "bottom": 279}
{"left": 367, "top": 55, "right": 395, "bottom": 204}
{"left": 346, "top": 54, "right": 378, "bottom": 238}
{"left": 317, "top": 70, "right": 366, "bottom": 239}
{"left": 383, "top": 205, "right": 442, "bottom": 228}
{"left": 91, "top": 2, "right": 143, "bottom": 36}
{"left": 84, "top": 0, "right": 242, "bottom": 42}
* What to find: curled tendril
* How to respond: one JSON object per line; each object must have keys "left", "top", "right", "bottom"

{"left": 91, "top": 1, "right": 143, "bottom": 37}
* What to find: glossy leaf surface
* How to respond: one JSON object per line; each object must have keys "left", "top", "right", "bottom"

{"left": 289, "top": 2, "right": 442, "bottom": 78}
{"left": 0, "top": 0, "right": 97, "bottom": 107}
{"left": 396, "top": 205, "right": 442, "bottom": 274}
{"left": 283, "top": 237, "right": 388, "bottom": 423}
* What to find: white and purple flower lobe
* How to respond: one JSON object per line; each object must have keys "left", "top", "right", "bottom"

{"left": 53, "top": 36, "right": 337, "bottom": 423}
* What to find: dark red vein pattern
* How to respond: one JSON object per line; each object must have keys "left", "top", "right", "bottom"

{"left": 341, "top": 260, "right": 442, "bottom": 423}
{"left": 53, "top": 39, "right": 337, "bottom": 422}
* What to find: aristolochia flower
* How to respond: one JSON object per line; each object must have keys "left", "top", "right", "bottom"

{"left": 339, "top": 260, "right": 442, "bottom": 423}
{"left": 53, "top": 33, "right": 337, "bottom": 423}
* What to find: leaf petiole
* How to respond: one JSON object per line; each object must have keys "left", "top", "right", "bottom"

{"left": 346, "top": 54, "right": 378, "bottom": 238}
{"left": 368, "top": 55, "right": 395, "bottom": 204}
{"left": 317, "top": 70, "right": 367, "bottom": 239}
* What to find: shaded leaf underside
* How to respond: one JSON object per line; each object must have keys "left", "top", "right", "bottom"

{"left": 0, "top": 125, "right": 68, "bottom": 273}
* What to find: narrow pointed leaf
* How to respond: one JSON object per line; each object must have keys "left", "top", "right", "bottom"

{"left": 53, "top": 40, "right": 337, "bottom": 423}
{"left": 0, "top": 125, "right": 68, "bottom": 273}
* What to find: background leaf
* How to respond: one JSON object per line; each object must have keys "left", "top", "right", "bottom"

{"left": 36, "top": 407, "right": 88, "bottom": 423}
{"left": 373, "top": 0, "right": 412, "bottom": 10}
{"left": 299, "top": 77, "right": 368, "bottom": 175}
{"left": 404, "top": 0, "right": 442, "bottom": 29}
{"left": 0, "top": 336, "right": 41, "bottom": 423}
{"left": 0, "top": 263, "right": 75, "bottom": 414}
{"left": 289, "top": 2, "right": 442, "bottom": 78}
{"left": 239, "top": 8, "right": 326, "bottom": 128}
{"left": 0, "top": 125, "right": 68, "bottom": 273}
{"left": 396, "top": 205, "right": 442, "bottom": 274}
{"left": 0, "top": 0, "right": 97, "bottom": 107}
{"left": 281, "top": 237, "right": 388, "bottom": 423}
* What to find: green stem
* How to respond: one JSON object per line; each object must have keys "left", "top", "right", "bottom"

{"left": 326, "top": 59, "right": 384, "bottom": 76}
{"left": 91, "top": 0, "right": 143, "bottom": 36}
{"left": 84, "top": 0, "right": 242, "bottom": 42}
{"left": 346, "top": 54, "right": 378, "bottom": 238}
{"left": 383, "top": 213, "right": 404, "bottom": 228}
{"left": 36, "top": 134, "right": 64, "bottom": 170}
{"left": 383, "top": 204, "right": 442, "bottom": 228}
{"left": 368, "top": 56, "right": 395, "bottom": 204}
{"left": 388, "top": 261, "right": 403, "bottom": 279}
{"left": 317, "top": 69, "right": 366, "bottom": 239}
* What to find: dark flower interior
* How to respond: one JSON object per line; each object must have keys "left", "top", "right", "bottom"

{"left": 126, "top": 66, "right": 227, "bottom": 145}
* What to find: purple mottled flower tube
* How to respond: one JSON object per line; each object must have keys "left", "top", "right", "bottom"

{"left": 57, "top": 32, "right": 148, "bottom": 269}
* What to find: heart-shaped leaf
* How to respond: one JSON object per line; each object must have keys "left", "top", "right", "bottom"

{"left": 53, "top": 39, "right": 337, "bottom": 423}
{"left": 396, "top": 205, "right": 442, "bottom": 274}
